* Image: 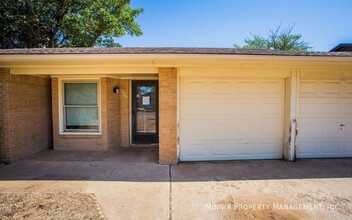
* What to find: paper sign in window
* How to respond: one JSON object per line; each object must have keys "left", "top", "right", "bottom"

{"left": 142, "top": 96, "right": 150, "bottom": 105}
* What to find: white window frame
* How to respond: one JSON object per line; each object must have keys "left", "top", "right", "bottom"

{"left": 59, "top": 79, "right": 101, "bottom": 135}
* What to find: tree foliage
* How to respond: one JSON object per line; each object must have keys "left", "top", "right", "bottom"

{"left": 234, "top": 25, "right": 312, "bottom": 52}
{"left": 0, "top": 0, "right": 143, "bottom": 48}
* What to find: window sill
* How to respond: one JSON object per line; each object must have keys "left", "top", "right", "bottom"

{"left": 58, "top": 132, "right": 102, "bottom": 139}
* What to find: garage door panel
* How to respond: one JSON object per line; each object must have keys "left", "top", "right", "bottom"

{"left": 180, "top": 120, "right": 232, "bottom": 140}
{"left": 298, "top": 121, "right": 320, "bottom": 138}
{"left": 232, "top": 119, "right": 283, "bottom": 139}
{"left": 183, "top": 80, "right": 207, "bottom": 95}
{"left": 255, "top": 119, "right": 284, "bottom": 138}
{"left": 297, "top": 141, "right": 317, "bottom": 154}
{"left": 235, "top": 141, "right": 282, "bottom": 158}
{"left": 322, "top": 102, "right": 341, "bottom": 115}
{"left": 235, "top": 98, "right": 285, "bottom": 117}
{"left": 235, "top": 141, "right": 282, "bottom": 159}
{"left": 300, "top": 81, "right": 320, "bottom": 96}
{"left": 209, "top": 81, "right": 232, "bottom": 94}
{"left": 236, "top": 101, "right": 257, "bottom": 116}
{"left": 235, "top": 80, "right": 284, "bottom": 98}
{"left": 321, "top": 141, "right": 339, "bottom": 153}
{"left": 236, "top": 143, "right": 255, "bottom": 155}
{"left": 321, "top": 81, "right": 342, "bottom": 95}
{"left": 297, "top": 140, "right": 348, "bottom": 158}
{"left": 180, "top": 77, "right": 285, "bottom": 161}
{"left": 299, "top": 101, "right": 320, "bottom": 115}
{"left": 298, "top": 80, "right": 352, "bottom": 158}
{"left": 345, "top": 81, "right": 352, "bottom": 96}
{"left": 181, "top": 141, "right": 231, "bottom": 160}
{"left": 180, "top": 121, "right": 206, "bottom": 137}
{"left": 180, "top": 140, "right": 283, "bottom": 161}
{"left": 181, "top": 79, "right": 235, "bottom": 98}
{"left": 180, "top": 98, "right": 234, "bottom": 119}
{"left": 345, "top": 102, "right": 352, "bottom": 115}
{"left": 180, "top": 100, "right": 210, "bottom": 118}
{"left": 207, "top": 99, "right": 234, "bottom": 117}
{"left": 180, "top": 122, "right": 209, "bottom": 140}
{"left": 298, "top": 118, "right": 341, "bottom": 138}
{"left": 297, "top": 141, "right": 351, "bottom": 156}
{"left": 299, "top": 99, "right": 343, "bottom": 117}
{"left": 300, "top": 80, "right": 344, "bottom": 98}
{"left": 236, "top": 121, "right": 263, "bottom": 137}
{"left": 212, "top": 122, "right": 232, "bottom": 137}
{"left": 321, "top": 122, "right": 340, "bottom": 137}
{"left": 211, "top": 144, "right": 231, "bottom": 156}
{"left": 185, "top": 143, "right": 209, "bottom": 157}
{"left": 342, "top": 121, "right": 352, "bottom": 137}
{"left": 344, "top": 142, "right": 352, "bottom": 153}
{"left": 182, "top": 98, "right": 284, "bottom": 119}
{"left": 259, "top": 142, "right": 283, "bottom": 155}
{"left": 182, "top": 119, "right": 282, "bottom": 140}
{"left": 259, "top": 101, "right": 285, "bottom": 116}
{"left": 232, "top": 120, "right": 255, "bottom": 137}
{"left": 258, "top": 81, "right": 284, "bottom": 95}
{"left": 236, "top": 81, "right": 257, "bottom": 95}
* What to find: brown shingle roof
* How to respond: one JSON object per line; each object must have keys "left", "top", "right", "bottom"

{"left": 0, "top": 47, "right": 352, "bottom": 57}
{"left": 330, "top": 43, "right": 352, "bottom": 52}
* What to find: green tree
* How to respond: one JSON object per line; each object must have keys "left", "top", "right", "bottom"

{"left": 234, "top": 25, "right": 312, "bottom": 52}
{"left": 0, "top": 0, "right": 143, "bottom": 48}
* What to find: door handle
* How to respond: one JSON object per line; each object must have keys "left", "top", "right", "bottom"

{"left": 340, "top": 124, "right": 345, "bottom": 127}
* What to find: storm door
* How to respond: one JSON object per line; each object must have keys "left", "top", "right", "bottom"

{"left": 132, "top": 80, "right": 159, "bottom": 143}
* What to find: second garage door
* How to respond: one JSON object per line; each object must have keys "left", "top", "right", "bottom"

{"left": 297, "top": 80, "right": 352, "bottom": 158}
{"left": 179, "top": 78, "right": 285, "bottom": 161}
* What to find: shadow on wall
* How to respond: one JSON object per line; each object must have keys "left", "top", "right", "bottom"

{"left": 0, "top": 147, "right": 351, "bottom": 182}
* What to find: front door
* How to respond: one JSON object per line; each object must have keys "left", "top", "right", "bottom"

{"left": 132, "top": 80, "right": 159, "bottom": 143}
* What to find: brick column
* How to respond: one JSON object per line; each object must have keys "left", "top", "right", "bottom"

{"left": 105, "top": 77, "right": 121, "bottom": 149}
{"left": 0, "top": 70, "right": 10, "bottom": 162}
{"left": 51, "top": 77, "right": 59, "bottom": 149}
{"left": 159, "top": 67, "right": 178, "bottom": 164}
{"left": 120, "top": 79, "right": 130, "bottom": 147}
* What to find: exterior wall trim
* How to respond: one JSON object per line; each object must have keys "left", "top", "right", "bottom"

{"left": 176, "top": 68, "right": 180, "bottom": 161}
{"left": 286, "top": 70, "right": 299, "bottom": 161}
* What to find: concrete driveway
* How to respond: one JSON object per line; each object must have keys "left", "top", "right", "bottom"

{"left": 0, "top": 148, "right": 351, "bottom": 219}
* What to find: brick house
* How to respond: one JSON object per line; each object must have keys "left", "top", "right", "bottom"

{"left": 0, "top": 48, "right": 352, "bottom": 164}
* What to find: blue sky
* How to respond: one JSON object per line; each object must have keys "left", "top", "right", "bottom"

{"left": 117, "top": 0, "right": 352, "bottom": 51}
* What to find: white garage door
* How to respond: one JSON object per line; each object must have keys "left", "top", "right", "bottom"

{"left": 179, "top": 78, "right": 285, "bottom": 161}
{"left": 297, "top": 80, "right": 352, "bottom": 158}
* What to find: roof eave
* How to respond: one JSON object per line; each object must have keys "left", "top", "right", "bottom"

{"left": 1, "top": 53, "right": 352, "bottom": 71}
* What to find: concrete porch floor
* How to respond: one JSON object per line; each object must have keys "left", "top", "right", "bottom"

{"left": 0, "top": 147, "right": 167, "bottom": 181}
{"left": 0, "top": 148, "right": 351, "bottom": 219}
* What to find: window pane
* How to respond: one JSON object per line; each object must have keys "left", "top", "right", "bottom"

{"left": 136, "top": 86, "right": 157, "bottom": 134}
{"left": 65, "top": 83, "right": 97, "bottom": 105}
{"left": 65, "top": 107, "right": 98, "bottom": 130}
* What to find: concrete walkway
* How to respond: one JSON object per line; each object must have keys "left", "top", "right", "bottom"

{"left": 0, "top": 148, "right": 351, "bottom": 219}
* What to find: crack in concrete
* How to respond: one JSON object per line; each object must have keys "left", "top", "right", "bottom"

{"left": 168, "top": 165, "right": 173, "bottom": 220}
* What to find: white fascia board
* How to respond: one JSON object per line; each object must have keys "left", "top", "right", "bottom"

{"left": 1, "top": 53, "right": 352, "bottom": 62}
{"left": 1, "top": 54, "right": 352, "bottom": 71}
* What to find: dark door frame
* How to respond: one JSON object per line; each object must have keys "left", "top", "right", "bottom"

{"left": 131, "top": 80, "right": 159, "bottom": 144}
